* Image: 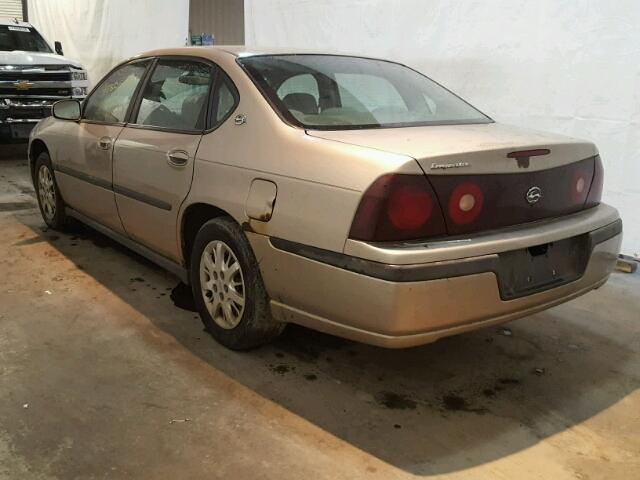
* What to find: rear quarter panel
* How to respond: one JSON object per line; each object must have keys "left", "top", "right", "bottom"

{"left": 184, "top": 58, "right": 419, "bottom": 254}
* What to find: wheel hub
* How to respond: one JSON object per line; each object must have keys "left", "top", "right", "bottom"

{"left": 37, "top": 165, "right": 56, "bottom": 221}
{"left": 199, "top": 240, "right": 246, "bottom": 329}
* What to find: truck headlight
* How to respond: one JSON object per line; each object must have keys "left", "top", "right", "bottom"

{"left": 72, "top": 87, "right": 87, "bottom": 97}
{"left": 71, "top": 71, "right": 87, "bottom": 81}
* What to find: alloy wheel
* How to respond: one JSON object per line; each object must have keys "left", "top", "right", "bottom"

{"left": 37, "top": 165, "right": 56, "bottom": 222}
{"left": 199, "top": 240, "right": 246, "bottom": 329}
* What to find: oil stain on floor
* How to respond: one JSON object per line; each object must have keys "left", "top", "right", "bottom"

{"left": 375, "top": 391, "right": 417, "bottom": 410}
{"left": 170, "top": 282, "right": 197, "bottom": 312}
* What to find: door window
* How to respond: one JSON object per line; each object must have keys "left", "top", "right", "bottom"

{"left": 83, "top": 61, "right": 149, "bottom": 123}
{"left": 135, "top": 60, "right": 212, "bottom": 131}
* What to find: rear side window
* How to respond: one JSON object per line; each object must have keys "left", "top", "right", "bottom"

{"left": 216, "top": 81, "right": 235, "bottom": 122}
{"left": 83, "top": 61, "right": 149, "bottom": 123}
{"left": 211, "top": 71, "right": 239, "bottom": 127}
{"left": 135, "top": 60, "right": 213, "bottom": 131}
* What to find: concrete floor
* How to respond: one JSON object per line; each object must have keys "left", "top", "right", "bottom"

{"left": 0, "top": 144, "right": 639, "bottom": 480}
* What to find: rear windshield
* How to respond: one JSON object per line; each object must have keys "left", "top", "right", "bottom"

{"left": 0, "top": 25, "right": 51, "bottom": 53}
{"left": 238, "top": 54, "right": 492, "bottom": 130}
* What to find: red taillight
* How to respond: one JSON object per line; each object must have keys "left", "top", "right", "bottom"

{"left": 571, "top": 168, "right": 590, "bottom": 205}
{"left": 349, "top": 174, "right": 446, "bottom": 242}
{"left": 448, "top": 182, "right": 484, "bottom": 225}
{"left": 387, "top": 185, "right": 433, "bottom": 230}
{"left": 585, "top": 155, "right": 604, "bottom": 208}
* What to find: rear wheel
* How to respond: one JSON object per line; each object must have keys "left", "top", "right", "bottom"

{"left": 34, "top": 152, "right": 67, "bottom": 230}
{"left": 190, "top": 217, "right": 284, "bottom": 350}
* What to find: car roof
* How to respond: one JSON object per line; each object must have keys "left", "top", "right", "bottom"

{"left": 136, "top": 46, "right": 383, "bottom": 61}
{"left": 217, "top": 46, "right": 342, "bottom": 57}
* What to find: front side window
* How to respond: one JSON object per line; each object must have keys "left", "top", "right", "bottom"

{"left": 136, "top": 60, "right": 212, "bottom": 131}
{"left": 239, "top": 54, "right": 492, "bottom": 130}
{"left": 0, "top": 25, "right": 51, "bottom": 53}
{"left": 83, "top": 61, "right": 149, "bottom": 123}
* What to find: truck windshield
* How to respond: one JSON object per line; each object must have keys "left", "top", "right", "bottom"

{"left": 0, "top": 25, "right": 52, "bottom": 53}
{"left": 238, "top": 54, "right": 492, "bottom": 130}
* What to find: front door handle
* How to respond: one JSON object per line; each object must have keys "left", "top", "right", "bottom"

{"left": 167, "top": 149, "right": 189, "bottom": 168}
{"left": 98, "top": 136, "right": 113, "bottom": 150}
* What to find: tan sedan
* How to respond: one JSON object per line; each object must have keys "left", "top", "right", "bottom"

{"left": 28, "top": 47, "right": 622, "bottom": 349}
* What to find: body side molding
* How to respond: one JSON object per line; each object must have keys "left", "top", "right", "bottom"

{"left": 54, "top": 164, "right": 172, "bottom": 211}
{"left": 65, "top": 207, "right": 188, "bottom": 283}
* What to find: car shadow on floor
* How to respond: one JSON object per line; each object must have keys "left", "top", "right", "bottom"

{"left": 18, "top": 215, "right": 639, "bottom": 476}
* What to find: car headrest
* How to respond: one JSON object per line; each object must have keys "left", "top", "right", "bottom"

{"left": 282, "top": 93, "right": 318, "bottom": 115}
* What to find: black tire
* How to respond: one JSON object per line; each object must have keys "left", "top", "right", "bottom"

{"left": 34, "top": 152, "right": 67, "bottom": 230}
{"left": 190, "top": 217, "right": 285, "bottom": 350}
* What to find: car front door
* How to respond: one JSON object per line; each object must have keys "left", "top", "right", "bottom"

{"left": 112, "top": 58, "right": 214, "bottom": 261}
{"left": 53, "top": 60, "right": 151, "bottom": 233}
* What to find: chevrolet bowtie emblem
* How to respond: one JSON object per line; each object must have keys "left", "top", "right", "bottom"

{"left": 14, "top": 80, "right": 34, "bottom": 90}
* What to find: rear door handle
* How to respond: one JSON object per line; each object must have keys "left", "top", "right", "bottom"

{"left": 98, "top": 136, "right": 113, "bottom": 150}
{"left": 167, "top": 149, "right": 190, "bottom": 167}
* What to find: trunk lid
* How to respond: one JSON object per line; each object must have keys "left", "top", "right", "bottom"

{"left": 309, "top": 123, "right": 602, "bottom": 237}
{"left": 307, "top": 123, "right": 597, "bottom": 175}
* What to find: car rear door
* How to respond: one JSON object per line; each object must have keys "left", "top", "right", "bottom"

{"left": 53, "top": 59, "right": 150, "bottom": 233}
{"left": 112, "top": 57, "right": 215, "bottom": 262}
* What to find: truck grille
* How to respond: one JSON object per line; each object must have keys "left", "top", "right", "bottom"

{"left": 0, "top": 87, "right": 72, "bottom": 97}
{"left": 0, "top": 65, "right": 85, "bottom": 129}
{"left": 0, "top": 72, "right": 72, "bottom": 81}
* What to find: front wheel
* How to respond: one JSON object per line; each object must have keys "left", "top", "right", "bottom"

{"left": 190, "top": 217, "right": 285, "bottom": 350}
{"left": 34, "top": 152, "right": 67, "bottom": 230}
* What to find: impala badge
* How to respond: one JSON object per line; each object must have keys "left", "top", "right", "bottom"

{"left": 430, "top": 161, "right": 470, "bottom": 170}
{"left": 14, "top": 80, "right": 34, "bottom": 90}
{"left": 526, "top": 186, "right": 542, "bottom": 205}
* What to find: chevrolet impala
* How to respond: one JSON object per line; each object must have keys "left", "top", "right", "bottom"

{"left": 28, "top": 47, "right": 622, "bottom": 349}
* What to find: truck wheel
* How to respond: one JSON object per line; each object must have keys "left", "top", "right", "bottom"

{"left": 34, "top": 152, "right": 67, "bottom": 230}
{"left": 190, "top": 217, "right": 285, "bottom": 350}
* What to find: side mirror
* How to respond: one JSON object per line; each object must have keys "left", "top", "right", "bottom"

{"left": 54, "top": 41, "right": 63, "bottom": 56}
{"left": 52, "top": 99, "right": 81, "bottom": 121}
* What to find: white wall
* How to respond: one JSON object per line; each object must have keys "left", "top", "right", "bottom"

{"left": 28, "top": 0, "right": 189, "bottom": 84}
{"left": 246, "top": 0, "right": 640, "bottom": 255}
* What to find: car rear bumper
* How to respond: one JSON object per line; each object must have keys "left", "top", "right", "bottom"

{"left": 248, "top": 204, "right": 622, "bottom": 348}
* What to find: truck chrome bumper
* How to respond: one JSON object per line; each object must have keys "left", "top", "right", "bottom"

{"left": 0, "top": 118, "right": 41, "bottom": 124}
{"left": 1, "top": 96, "right": 85, "bottom": 126}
